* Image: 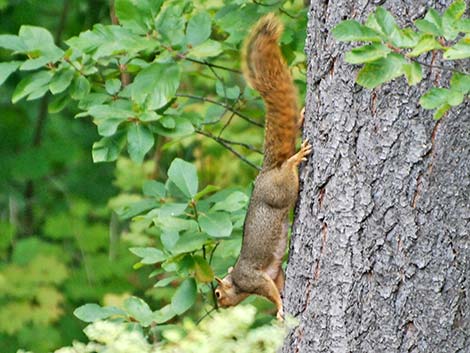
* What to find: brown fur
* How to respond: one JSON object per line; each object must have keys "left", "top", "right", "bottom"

{"left": 215, "top": 14, "right": 311, "bottom": 320}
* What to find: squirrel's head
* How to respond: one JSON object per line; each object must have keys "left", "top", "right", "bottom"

{"left": 214, "top": 267, "right": 246, "bottom": 307}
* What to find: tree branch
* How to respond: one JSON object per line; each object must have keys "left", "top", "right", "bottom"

{"left": 198, "top": 129, "right": 263, "bottom": 154}
{"left": 176, "top": 93, "right": 264, "bottom": 128}
{"left": 196, "top": 129, "right": 261, "bottom": 171}
{"left": 183, "top": 56, "right": 241, "bottom": 74}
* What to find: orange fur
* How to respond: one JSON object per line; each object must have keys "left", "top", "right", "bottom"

{"left": 242, "top": 13, "right": 299, "bottom": 169}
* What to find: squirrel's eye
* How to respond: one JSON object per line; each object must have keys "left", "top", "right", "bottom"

{"left": 215, "top": 290, "right": 221, "bottom": 299}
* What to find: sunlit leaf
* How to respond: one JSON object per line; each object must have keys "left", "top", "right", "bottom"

{"left": 167, "top": 158, "right": 198, "bottom": 199}
{"left": 332, "top": 20, "right": 381, "bottom": 42}
{"left": 356, "top": 53, "right": 405, "bottom": 89}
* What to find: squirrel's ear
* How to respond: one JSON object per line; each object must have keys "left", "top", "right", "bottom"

{"left": 228, "top": 266, "right": 233, "bottom": 274}
{"left": 215, "top": 276, "right": 223, "bottom": 284}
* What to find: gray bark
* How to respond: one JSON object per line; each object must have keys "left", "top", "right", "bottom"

{"left": 283, "top": 1, "right": 470, "bottom": 352}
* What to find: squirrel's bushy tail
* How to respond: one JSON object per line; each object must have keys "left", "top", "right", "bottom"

{"left": 243, "top": 13, "right": 299, "bottom": 169}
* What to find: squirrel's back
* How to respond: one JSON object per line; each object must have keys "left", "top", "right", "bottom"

{"left": 243, "top": 14, "right": 299, "bottom": 169}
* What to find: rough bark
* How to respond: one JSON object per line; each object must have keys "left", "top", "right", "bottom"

{"left": 283, "top": 1, "right": 470, "bottom": 352}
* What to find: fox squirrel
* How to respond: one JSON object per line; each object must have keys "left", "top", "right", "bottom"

{"left": 214, "top": 13, "right": 311, "bottom": 320}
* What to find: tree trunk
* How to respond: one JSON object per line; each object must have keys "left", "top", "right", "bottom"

{"left": 283, "top": 1, "right": 470, "bottom": 352}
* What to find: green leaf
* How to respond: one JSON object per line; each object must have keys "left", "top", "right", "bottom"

{"left": 73, "top": 304, "right": 125, "bottom": 323}
{"left": 189, "top": 40, "right": 222, "bottom": 58}
{"left": 356, "top": 53, "right": 405, "bottom": 89}
{"left": 161, "top": 230, "right": 179, "bottom": 251}
{"left": 123, "top": 296, "right": 153, "bottom": 327}
{"left": 20, "top": 56, "right": 50, "bottom": 71}
{"left": 444, "top": 0, "right": 466, "bottom": 22}
{"left": 171, "top": 278, "right": 197, "bottom": 315}
{"left": 443, "top": 0, "right": 466, "bottom": 39}
{"left": 115, "top": 0, "right": 163, "bottom": 34}
{"left": 344, "top": 43, "right": 391, "bottom": 64}
{"left": 49, "top": 93, "right": 71, "bottom": 113}
{"left": 419, "top": 88, "right": 450, "bottom": 109}
{"left": 170, "top": 232, "right": 208, "bottom": 255}
{"left": 153, "top": 304, "right": 176, "bottom": 324}
{"left": 18, "top": 25, "right": 63, "bottom": 60}
{"left": 332, "top": 20, "right": 381, "bottom": 42}
{"left": 375, "top": 7, "right": 398, "bottom": 37}
{"left": 392, "top": 28, "right": 420, "bottom": 48}
{"left": 154, "top": 276, "right": 178, "bottom": 288}
{"left": 193, "top": 255, "right": 214, "bottom": 283}
{"left": 0, "top": 34, "right": 27, "bottom": 52}
{"left": 0, "top": 61, "right": 21, "bottom": 86}
{"left": 408, "top": 34, "right": 443, "bottom": 57}
{"left": 423, "top": 9, "right": 444, "bottom": 36}
{"left": 215, "top": 81, "right": 240, "bottom": 99}
{"left": 194, "top": 185, "right": 220, "bottom": 201}
{"left": 155, "top": 4, "right": 186, "bottom": 45}
{"left": 156, "top": 203, "right": 187, "bottom": 218}
{"left": 12, "top": 70, "right": 53, "bottom": 103}
{"left": 447, "top": 89, "right": 464, "bottom": 106}
{"left": 167, "top": 158, "right": 198, "bottom": 199}
{"left": 434, "top": 104, "right": 451, "bottom": 119}
{"left": 118, "top": 199, "right": 159, "bottom": 219}
{"left": 443, "top": 38, "right": 470, "bottom": 60}
{"left": 450, "top": 72, "right": 470, "bottom": 94}
{"left": 457, "top": 19, "right": 470, "bottom": 33}
{"left": 19, "top": 25, "right": 54, "bottom": 49}
{"left": 153, "top": 117, "right": 195, "bottom": 137}
{"left": 92, "top": 132, "right": 125, "bottom": 163}
{"left": 131, "top": 62, "right": 180, "bottom": 110}
{"left": 70, "top": 76, "right": 91, "bottom": 100}
{"left": 415, "top": 19, "right": 442, "bottom": 36}
{"left": 127, "top": 123, "right": 154, "bottom": 163}
{"left": 143, "top": 180, "right": 166, "bottom": 198}
{"left": 211, "top": 191, "right": 248, "bottom": 212}
{"left": 186, "top": 12, "right": 212, "bottom": 46}
{"left": 49, "top": 69, "right": 74, "bottom": 94}
{"left": 105, "top": 78, "right": 121, "bottom": 95}
{"left": 199, "top": 212, "right": 232, "bottom": 238}
{"left": 130, "top": 247, "right": 166, "bottom": 264}
{"left": 402, "top": 62, "right": 422, "bottom": 85}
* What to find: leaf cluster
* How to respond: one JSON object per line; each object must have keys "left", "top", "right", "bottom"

{"left": 333, "top": 0, "right": 470, "bottom": 119}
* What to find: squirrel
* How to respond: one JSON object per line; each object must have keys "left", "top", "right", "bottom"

{"left": 214, "top": 13, "right": 311, "bottom": 320}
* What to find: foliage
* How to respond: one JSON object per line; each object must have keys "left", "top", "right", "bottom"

{"left": 0, "top": 0, "right": 307, "bottom": 352}
{"left": 332, "top": 0, "right": 470, "bottom": 119}
{"left": 19, "top": 305, "right": 293, "bottom": 353}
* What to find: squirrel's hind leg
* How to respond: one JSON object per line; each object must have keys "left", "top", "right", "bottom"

{"left": 274, "top": 267, "right": 285, "bottom": 296}
{"left": 253, "top": 272, "right": 284, "bottom": 320}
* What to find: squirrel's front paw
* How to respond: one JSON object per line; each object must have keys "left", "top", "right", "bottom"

{"left": 276, "top": 308, "right": 284, "bottom": 321}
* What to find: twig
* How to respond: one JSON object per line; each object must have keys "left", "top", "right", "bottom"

{"left": 184, "top": 56, "right": 241, "bottom": 74}
{"left": 196, "top": 129, "right": 261, "bottom": 171}
{"left": 409, "top": 57, "right": 468, "bottom": 75}
{"left": 198, "top": 129, "right": 263, "bottom": 154}
{"left": 279, "top": 7, "right": 300, "bottom": 19}
{"left": 209, "top": 242, "right": 220, "bottom": 265}
{"left": 218, "top": 110, "right": 235, "bottom": 135}
{"left": 196, "top": 307, "right": 216, "bottom": 325}
{"left": 176, "top": 93, "right": 264, "bottom": 128}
